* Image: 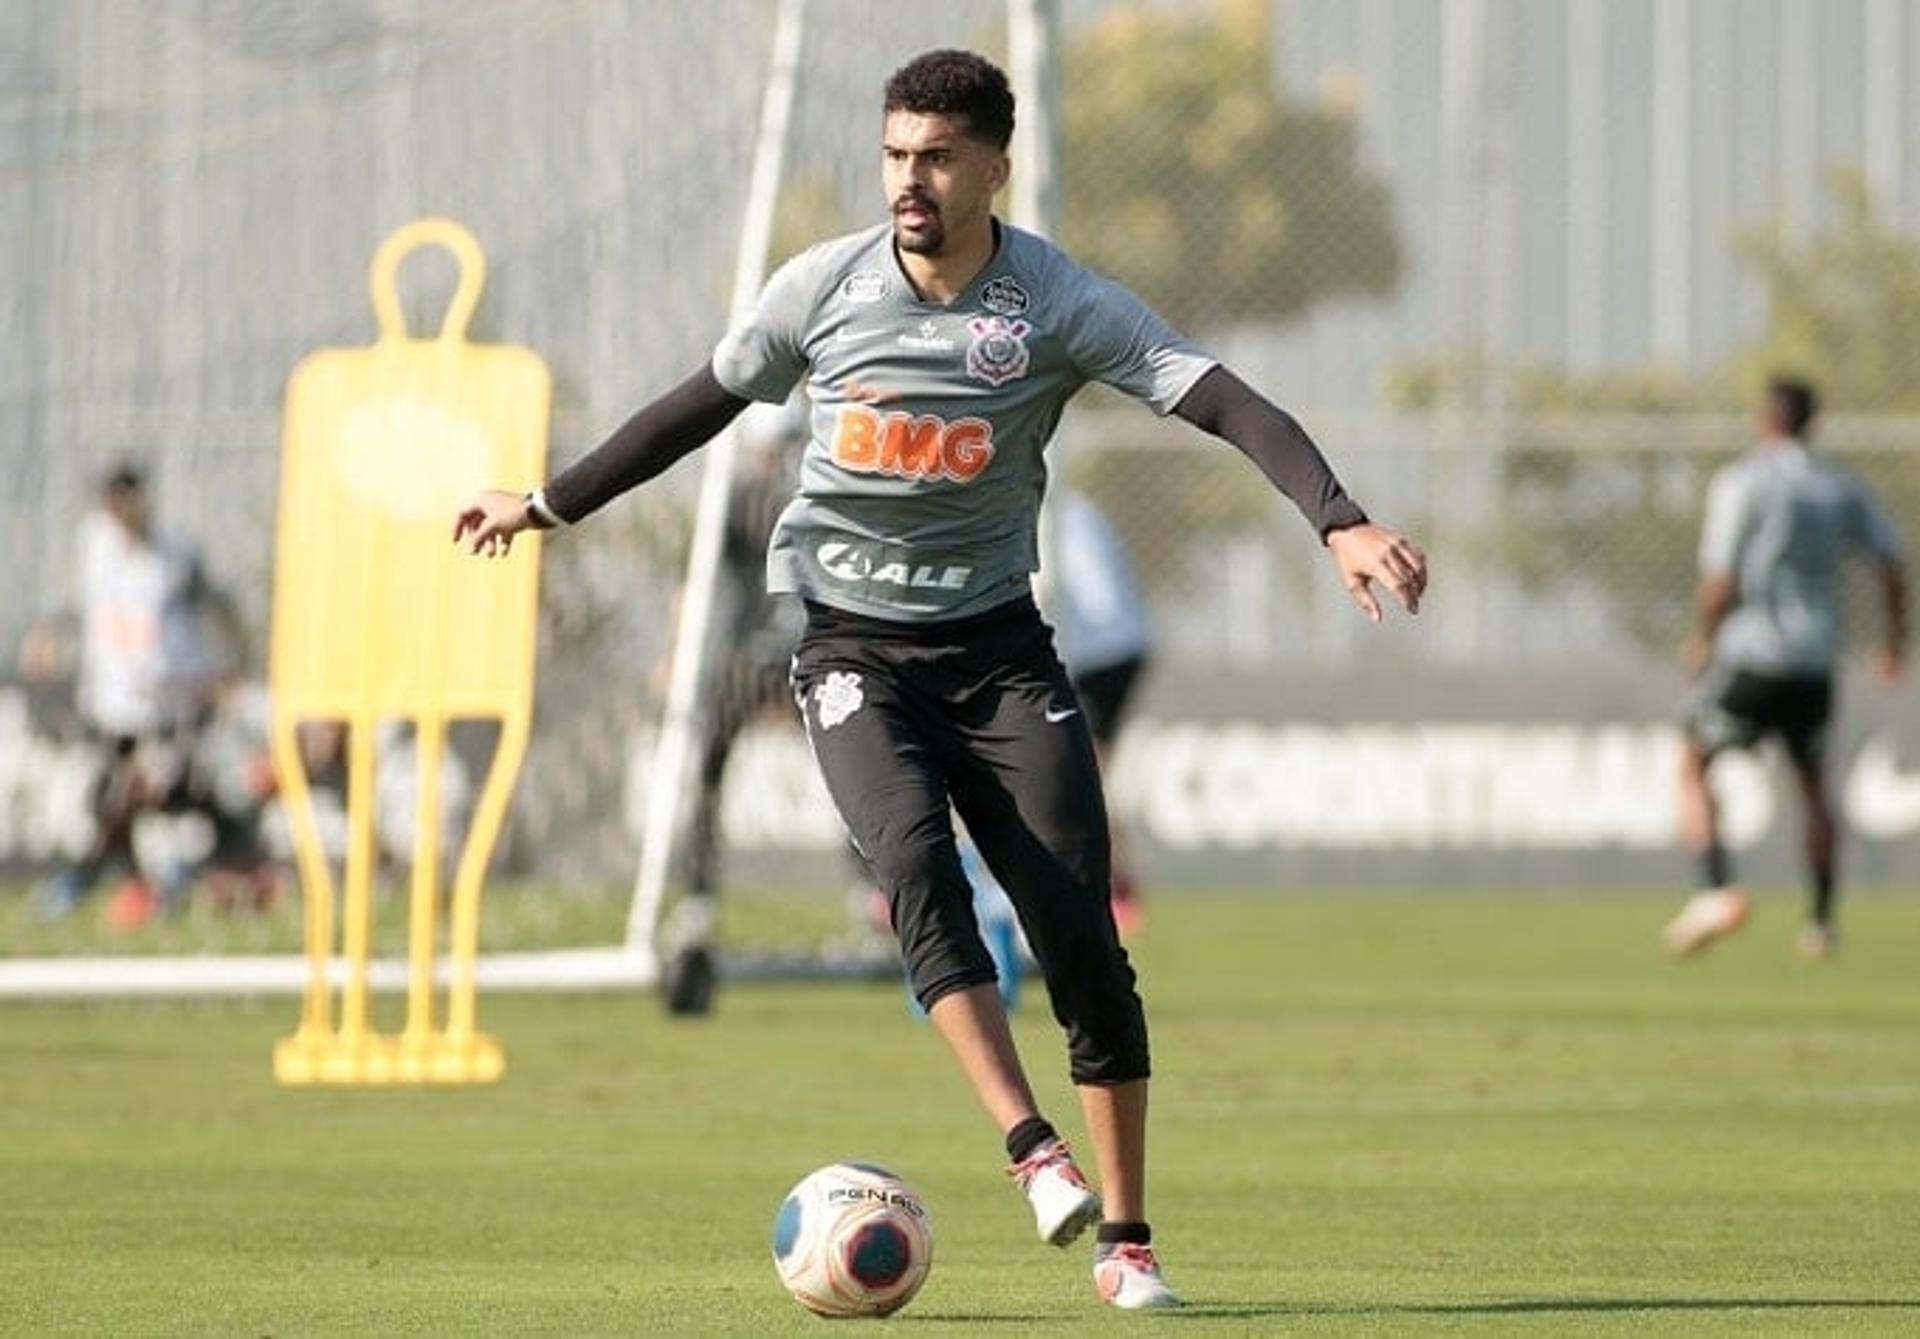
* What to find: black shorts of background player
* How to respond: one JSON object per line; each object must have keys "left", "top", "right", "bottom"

{"left": 1685, "top": 668, "right": 1833, "bottom": 775}
{"left": 1674, "top": 669, "right": 1834, "bottom": 956}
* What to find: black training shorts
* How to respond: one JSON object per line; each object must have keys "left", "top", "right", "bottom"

{"left": 1684, "top": 667, "right": 1834, "bottom": 770}
{"left": 790, "top": 595, "right": 1149, "bottom": 1085}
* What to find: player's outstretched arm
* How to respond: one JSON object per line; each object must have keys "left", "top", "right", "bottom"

{"left": 1875, "top": 557, "right": 1908, "bottom": 682}
{"left": 1173, "top": 366, "right": 1427, "bottom": 620}
{"left": 453, "top": 363, "right": 750, "bottom": 557}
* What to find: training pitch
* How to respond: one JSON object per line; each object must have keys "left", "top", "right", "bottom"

{"left": 4, "top": 889, "right": 1919, "bottom": 1335}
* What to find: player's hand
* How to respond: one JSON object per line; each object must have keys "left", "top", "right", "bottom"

{"left": 1326, "top": 523, "right": 1427, "bottom": 621}
{"left": 1681, "top": 633, "right": 1714, "bottom": 679}
{"left": 1872, "top": 643, "right": 1906, "bottom": 685}
{"left": 452, "top": 489, "right": 535, "bottom": 558}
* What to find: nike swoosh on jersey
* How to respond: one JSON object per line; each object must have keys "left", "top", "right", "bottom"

{"left": 1044, "top": 706, "right": 1079, "bottom": 722}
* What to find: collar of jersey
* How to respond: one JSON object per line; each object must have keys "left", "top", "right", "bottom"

{"left": 890, "top": 216, "right": 1006, "bottom": 310}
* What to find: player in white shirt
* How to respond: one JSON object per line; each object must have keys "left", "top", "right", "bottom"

{"left": 39, "top": 467, "right": 233, "bottom": 922}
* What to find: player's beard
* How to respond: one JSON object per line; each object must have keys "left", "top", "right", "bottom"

{"left": 892, "top": 195, "right": 945, "bottom": 255}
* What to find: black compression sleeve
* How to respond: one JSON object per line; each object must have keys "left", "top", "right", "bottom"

{"left": 541, "top": 364, "right": 751, "bottom": 524}
{"left": 1172, "top": 366, "right": 1368, "bottom": 541}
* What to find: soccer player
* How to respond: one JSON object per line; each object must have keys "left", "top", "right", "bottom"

{"left": 660, "top": 401, "right": 809, "bottom": 1015}
{"left": 456, "top": 50, "right": 1427, "bottom": 1310}
{"left": 1044, "top": 487, "right": 1154, "bottom": 934}
{"left": 684, "top": 405, "right": 807, "bottom": 902}
{"left": 1665, "top": 377, "right": 1907, "bottom": 960}
{"left": 38, "top": 465, "right": 240, "bottom": 924}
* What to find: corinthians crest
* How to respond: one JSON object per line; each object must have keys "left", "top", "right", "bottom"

{"left": 965, "top": 315, "right": 1031, "bottom": 387}
{"left": 814, "top": 671, "right": 865, "bottom": 730}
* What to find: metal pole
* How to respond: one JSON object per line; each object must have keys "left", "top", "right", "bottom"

{"left": 1865, "top": 0, "right": 1903, "bottom": 220}
{"left": 1479, "top": 0, "right": 1517, "bottom": 411}
{"left": 1438, "top": 0, "right": 1487, "bottom": 394}
{"left": 1437, "top": 0, "right": 1489, "bottom": 663}
{"left": 1566, "top": 0, "right": 1606, "bottom": 371}
{"left": 1008, "top": 0, "right": 1062, "bottom": 238}
{"left": 1651, "top": 0, "right": 1692, "bottom": 365}
{"left": 1010, "top": 0, "right": 1065, "bottom": 620}
{"left": 626, "top": 0, "right": 809, "bottom": 955}
{"left": 1778, "top": 0, "right": 1818, "bottom": 240}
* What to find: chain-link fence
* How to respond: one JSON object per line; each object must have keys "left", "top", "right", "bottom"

{"left": 1043, "top": 0, "right": 1920, "bottom": 674}
{"left": 5, "top": 0, "right": 1918, "bottom": 893}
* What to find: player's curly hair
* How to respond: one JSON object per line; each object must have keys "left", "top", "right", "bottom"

{"left": 883, "top": 50, "right": 1015, "bottom": 150}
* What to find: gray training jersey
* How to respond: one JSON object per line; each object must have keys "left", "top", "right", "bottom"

{"left": 1698, "top": 439, "right": 1903, "bottom": 676}
{"left": 711, "top": 221, "right": 1216, "bottom": 621}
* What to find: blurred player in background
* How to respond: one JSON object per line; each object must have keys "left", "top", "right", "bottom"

{"left": 38, "top": 465, "right": 243, "bottom": 923}
{"left": 457, "top": 50, "right": 1426, "bottom": 1310}
{"left": 660, "top": 400, "right": 808, "bottom": 1014}
{"left": 1666, "top": 378, "right": 1908, "bottom": 960}
{"left": 684, "top": 402, "right": 807, "bottom": 902}
{"left": 1044, "top": 488, "right": 1152, "bottom": 935}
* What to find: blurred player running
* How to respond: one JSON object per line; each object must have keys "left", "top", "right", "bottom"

{"left": 38, "top": 466, "right": 241, "bottom": 924}
{"left": 1666, "top": 378, "right": 1907, "bottom": 960}
{"left": 658, "top": 401, "right": 808, "bottom": 1015}
{"left": 1044, "top": 488, "right": 1153, "bottom": 935}
{"left": 457, "top": 50, "right": 1426, "bottom": 1310}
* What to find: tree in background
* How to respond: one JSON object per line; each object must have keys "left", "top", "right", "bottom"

{"left": 1723, "top": 171, "right": 1920, "bottom": 413}
{"left": 1060, "top": 0, "right": 1401, "bottom": 333}
{"left": 1060, "top": 0, "right": 1403, "bottom": 600}
{"left": 1389, "top": 169, "right": 1920, "bottom": 657}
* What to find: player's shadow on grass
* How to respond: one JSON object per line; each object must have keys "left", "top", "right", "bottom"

{"left": 1161, "top": 1298, "right": 1920, "bottom": 1320}
{"left": 1406, "top": 1299, "right": 1920, "bottom": 1316}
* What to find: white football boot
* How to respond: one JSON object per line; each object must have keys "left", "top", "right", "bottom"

{"left": 1661, "top": 887, "right": 1752, "bottom": 957}
{"left": 1093, "top": 1242, "right": 1182, "bottom": 1310}
{"left": 1796, "top": 922, "right": 1836, "bottom": 961}
{"left": 1006, "top": 1138, "right": 1101, "bottom": 1247}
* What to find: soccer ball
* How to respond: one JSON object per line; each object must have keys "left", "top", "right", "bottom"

{"left": 771, "top": 1163, "right": 933, "bottom": 1317}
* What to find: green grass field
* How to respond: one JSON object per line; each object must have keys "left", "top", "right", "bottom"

{"left": 5, "top": 888, "right": 1920, "bottom": 1335}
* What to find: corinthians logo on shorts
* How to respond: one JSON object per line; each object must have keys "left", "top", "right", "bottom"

{"left": 814, "top": 671, "right": 864, "bottom": 731}
{"left": 966, "top": 315, "right": 1030, "bottom": 387}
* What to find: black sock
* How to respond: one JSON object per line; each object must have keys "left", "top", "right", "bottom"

{"left": 1097, "top": 1221, "right": 1151, "bottom": 1246}
{"left": 1699, "top": 841, "right": 1731, "bottom": 889}
{"left": 1004, "top": 1117, "right": 1057, "bottom": 1163}
{"left": 1812, "top": 865, "right": 1836, "bottom": 926}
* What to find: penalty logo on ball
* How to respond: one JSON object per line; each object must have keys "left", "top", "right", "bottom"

{"left": 772, "top": 1163, "right": 933, "bottom": 1318}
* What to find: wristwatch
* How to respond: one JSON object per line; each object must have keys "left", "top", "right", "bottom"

{"left": 523, "top": 489, "right": 561, "bottom": 530}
